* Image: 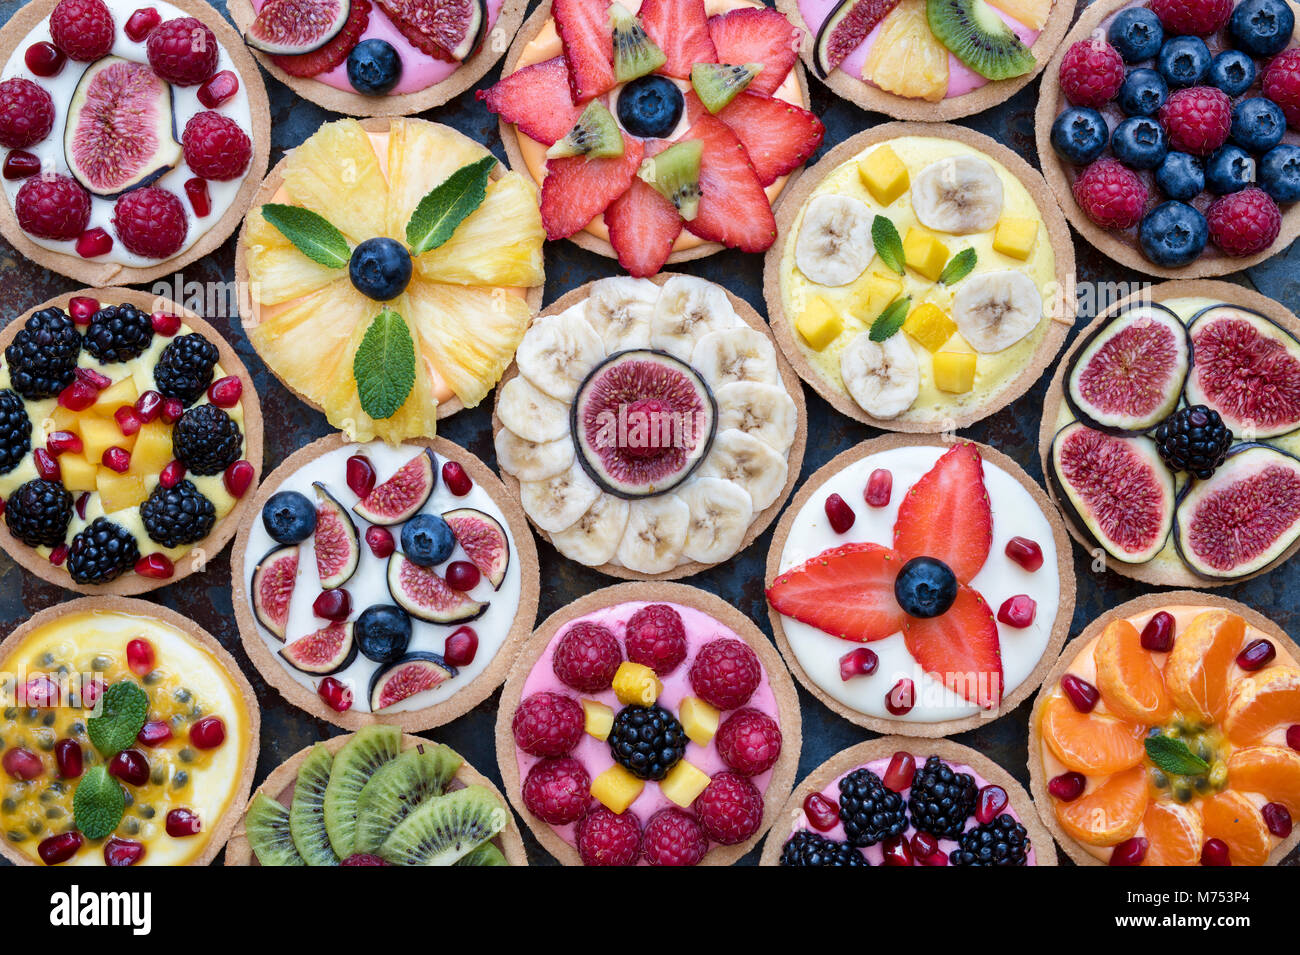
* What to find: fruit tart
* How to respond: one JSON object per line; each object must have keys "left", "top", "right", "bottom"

{"left": 762, "top": 736, "right": 1056, "bottom": 865}
{"left": 233, "top": 433, "right": 538, "bottom": 731}
{"left": 236, "top": 117, "right": 544, "bottom": 444}
{"left": 229, "top": 0, "right": 527, "bottom": 115}
{"left": 1040, "top": 280, "right": 1300, "bottom": 586}
{"left": 496, "top": 582, "right": 800, "bottom": 865}
{"left": 1038, "top": 0, "right": 1300, "bottom": 276}
{"left": 493, "top": 274, "right": 805, "bottom": 579}
{"left": 0, "top": 288, "right": 262, "bottom": 595}
{"left": 0, "top": 0, "right": 270, "bottom": 285}
{"left": 766, "top": 435, "right": 1074, "bottom": 735}
{"left": 1031, "top": 593, "right": 1300, "bottom": 866}
{"left": 765, "top": 123, "right": 1075, "bottom": 431}
{"left": 0, "top": 598, "right": 259, "bottom": 866}
{"left": 227, "top": 725, "right": 525, "bottom": 865}
{"left": 479, "top": 0, "right": 824, "bottom": 277}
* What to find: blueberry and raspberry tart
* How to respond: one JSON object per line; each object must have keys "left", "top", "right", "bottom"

{"left": 496, "top": 582, "right": 800, "bottom": 865}
{"left": 766, "top": 434, "right": 1074, "bottom": 734}
{"left": 0, "top": 288, "right": 262, "bottom": 595}
{"left": 0, "top": 597, "right": 259, "bottom": 866}
{"left": 0, "top": 0, "right": 270, "bottom": 286}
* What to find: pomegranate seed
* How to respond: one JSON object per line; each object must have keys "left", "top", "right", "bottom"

{"left": 68, "top": 296, "right": 99, "bottom": 323}
{"left": 912, "top": 831, "right": 939, "bottom": 860}
{"left": 442, "top": 460, "right": 472, "bottom": 496}
{"left": 108, "top": 749, "right": 149, "bottom": 786}
{"left": 113, "top": 406, "right": 143, "bottom": 437}
{"left": 190, "top": 716, "right": 226, "bottom": 750}
{"left": 313, "top": 588, "right": 351, "bottom": 621}
{"left": 2, "top": 748, "right": 41, "bottom": 781}
{"left": 184, "top": 177, "right": 210, "bottom": 217}
{"left": 48, "top": 544, "right": 67, "bottom": 566}
{"left": 1201, "top": 838, "right": 1231, "bottom": 866}
{"left": 1048, "top": 771, "right": 1086, "bottom": 801}
{"left": 881, "top": 833, "right": 914, "bottom": 866}
{"left": 102, "top": 446, "right": 131, "bottom": 473}
{"left": 1263, "top": 802, "right": 1292, "bottom": 838}
{"left": 1288, "top": 725, "right": 1300, "bottom": 752}
{"left": 207, "top": 375, "right": 242, "bottom": 407}
{"left": 137, "top": 720, "right": 173, "bottom": 747}
{"left": 75, "top": 227, "right": 113, "bottom": 258}
{"left": 1140, "top": 611, "right": 1176, "bottom": 652}
{"left": 839, "top": 647, "right": 878, "bottom": 681}
{"left": 976, "top": 784, "right": 1008, "bottom": 824}
{"left": 166, "top": 808, "right": 202, "bottom": 837}
{"left": 80, "top": 677, "right": 104, "bottom": 708}
{"left": 923, "top": 850, "right": 949, "bottom": 866}
{"left": 75, "top": 367, "right": 112, "bottom": 390}
{"left": 160, "top": 396, "right": 185, "bottom": 423}
{"left": 33, "top": 448, "right": 60, "bottom": 480}
{"left": 24, "top": 41, "right": 65, "bottom": 77}
{"left": 997, "top": 594, "right": 1036, "bottom": 628}
{"left": 75, "top": 493, "right": 89, "bottom": 520}
{"left": 1004, "top": 536, "right": 1043, "bottom": 571}
{"left": 134, "top": 553, "right": 174, "bottom": 579}
{"left": 3, "top": 150, "right": 41, "bottom": 180}
{"left": 885, "top": 678, "right": 915, "bottom": 716}
{"left": 127, "top": 638, "right": 155, "bottom": 676}
{"left": 103, "top": 837, "right": 145, "bottom": 867}
{"left": 317, "top": 677, "right": 353, "bottom": 712}
{"left": 159, "top": 460, "right": 186, "bottom": 489}
{"left": 802, "top": 792, "right": 839, "bottom": 831}
{"left": 38, "top": 831, "right": 83, "bottom": 865}
{"left": 864, "top": 468, "right": 892, "bottom": 507}
{"left": 22, "top": 675, "right": 60, "bottom": 707}
{"left": 444, "top": 626, "right": 479, "bottom": 666}
{"left": 883, "top": 751, "right": 916, "bottom": 792}
{"left": 1061, "top": 674, "right": 1099, "bottom": 712}
{"left": 58, "top": 380, "right": 97, "bottom": 411}
{"left": 151, "top": 311, "right": 181, "bottom": 336}
{"left": 197, "top": 70, "right": 239, "bottom": 108}
{"left": 46, "top": 430, "right": 82, "bottom": 455}
{"left": 0, "top": 498, "right": 5, "bottom": 516}
{"left": 366, "top": 525, "right": 395, "bottom": 558}
{"left": 1237, "top": 638, "right": 1276, "bottom": 671}
{"left": 823, "top": 492, "right": 855, "bottom": 533}
{"left": 446, "top": 560, "right": 480, "bottom": 592}
{"left": 1109, "top": 837, "right": 1147, "bottom": 866}
{"left": 346, "top": 454, "right": 376, "bottom": 498}
{"left": 124, "top": 6, "right": 161, "bottom": 41}
{"left": 134, "top": 390, "right": 163, "bottom": 422}
{"left": 54, "top": 739, "right": 82, "bottom": 779}
{"left": 224, "top": 460, "right": 254, "bottom": 497}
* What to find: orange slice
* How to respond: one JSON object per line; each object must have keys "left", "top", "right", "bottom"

{"left": 1201, "top": 790, "right": 1272, "bottom": 866}
{"left": 1163, "top": 610, "right": 1244, "bottom": 724}
{"left": 1041, "top": 691, "right": 1146, "bottom": 775}
{"left": 1227, "top": 745, "right": 1300, "bottom": 815}
{"left": 1055, "top": 765, "right": 1148, "bottom": 847}
{"left": 1094, "top": 619, "right": 1173, "bottom": 725}
{"left": 1142, "top": 801, "right": 1203, "bottom": 866}
{"left": 1224, "top": 666, "right": 1300, "bottom": 745}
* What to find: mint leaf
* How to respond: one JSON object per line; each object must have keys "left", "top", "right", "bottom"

{"left": 872, "top": 215, "right": 905, "bottom": 275}
{"left": 260, "top": 203, "right": 350, "bottom": 269}
{"left": 939, "top": 247, "right": 977, "bottom": 285}
{"left": 353, "top": 308, "right": 416, "bottom": 420}
{"left": 87, "top": 681, "right": 148, "bottom": 758}
{"left": 73, "top": 766, "right": 125, "bottom": 839}
{"left": 1145, "top": 736, "right": 1210, "bottom": 776}
{"left": 406, "top": 155, "right": 496, "bottom": 256}
{"left": 869, "top": 296, "right": 911, "bottom": 342}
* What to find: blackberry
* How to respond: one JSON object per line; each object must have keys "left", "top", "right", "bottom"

{"left": 4, "top": 479, "right": 72, "bottom": 548}
{"left": 607, "top": 704, "right": 687, "bottom": 780}
{"left": 908, "top": 756, "right": 977, "bottom": 840}
{"left": 838, "top": 767, "right": 906, "bottom": 847}
{"left": 1154, "top": 405, "right": 1233, "bottom": 479}
{"left": 66, "top": 518, "right": 139, "bottom": 585}
{"left": 172, "top": 404, "right": 242, "bottom": 476}
{"left": 154, "top": 333, "right": 218, "bottom": 405}
{"left": 0, "top": 389, "right": 32, "bottom": 475}
{"left": 950, "top": 813, "right": 1030, "bottom": 866}
{"left": 82, "top": 304, "right": 154, "bottom": 364}
{"left": 140, "top": 480, "right": 215, "bottom": 548}
{"left": 779, "top": 830, "right": 869, "bottom": 867}
{"left": 4, "top": 307, "right": 80, "bottom": 400}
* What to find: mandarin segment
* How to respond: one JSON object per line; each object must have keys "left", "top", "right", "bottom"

{"left": 1041, "top": 691, "right": 1146, "bottom": 775}
{"left": 1201, "top": 790, "right": 1272, "bottom": 866}
{"left": 1141, "top": 800, "right": 1203, "bottom": 866}
{"left": 1094, "top": 619, "right": 1173, "bottom": 725}
{"left": 1224, "top": 666, "right": 1300, "bottom": 745}
{"left": 1163, "top": 610, "right": 1245, "bottom": 724}
{"left": 1227, "top": 745, "right": 1300, "bottom": 815}
{"left": 1054, "top": 765, "right": 1148, "bottom": 847}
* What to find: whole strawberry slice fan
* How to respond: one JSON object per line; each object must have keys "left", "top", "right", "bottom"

{"left": 766, "top": 443, "right": 1005, "bottom": 709}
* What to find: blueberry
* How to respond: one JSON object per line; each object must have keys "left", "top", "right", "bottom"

{"left": 354, "top": 605, "right": 412, "bottom": 664}
{"left": 1231, "top": 97, "right": 1286, "bottom": 153}
{"left": 1206, "top": 144, "right": 1257, "bottom": 193}
{"left": 348, "top": 237, "right": 412, "bottom": 301}
{"left": 1108, "top": 7, "right": 1164, "bottom": 62}
{"left": 1207, "top": 50, "right": 1257, "bottom": 97}
{"left": 1158, "top": 36, "right": 1211, "bottom": 88}
{"left": 1050, "top": 107, "right": 1109, "bottom": 164}
{"left": 1229, "top": 0, "right": 1295, "bottom": 57}
{"left": 262, "top": 491, "right": 316, "bottom": 544}
{"left": 1111, "top": 116, "right": 1168, "bottom": 169}
{"left": 346, "top": 38, "right": 402, "bottom": 95}
{"left": 1117, "top": 68, "right": 1168, "bottom": 116}
{"left": 1156, "top": 151, "right": 1206, "bottom": 200}
{"left": 1139, "top": 201, "right": 1209, "bottom": 267}
{"left": 1259, "top": 143, "right": 1300, "bottom": 202}
{"left": 401, "top": 513, "right": 455, "bottom": 567}
{"left": 893, "top": 556, "right": 958, "bottom": 619}
{"left": 616, "top": 75, "right": 684, "bottom": 139}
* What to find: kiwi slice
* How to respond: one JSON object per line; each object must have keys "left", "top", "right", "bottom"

{"left": 289, "top": 744, "right": 339, "bottom": 866}
{"left": 925, "top": 0, "right": 1035, "bottom": 80}
{"left": 246, "top": 793, "right": 304, "bottom": 867}
{"left": 456, "top": 841, "right": 508, "bottom": 866}
{"left": 638, "top": 139, "right": 703, "bottom": 221}
{"left": 610, "top": 2, "right": 666, "bottom": 83}
{"left": 322, "top": 724, "right": 401, "bottom": 859}
{"left": 691, "top": 63, "right": 762, "bottom": 114}
{"left": 547, "top": 101, "right": 625, "bottom": 160}
{"left": 353, "top": 743, "right": 464, "bottom": 853}
{"left": 378, "top": 784, "right": 507, "bottom": 866}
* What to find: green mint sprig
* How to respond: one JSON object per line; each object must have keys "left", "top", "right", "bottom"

{"left": 869, "top": 296, "right": 911, "bottom": 342}
{"left": 939, "top": 248, "right": 977, "bottom": 285}
{"left": 353, "top": 308, "right": 416, "bottom": 421}
{"left": 406, "top": 155, "right": 496, "bottom": 257}
{"left": 871, "top": 215, "right": 905, "bottom": 276}
{"left": 260, "top": 204, "right": 351, "bottom": 269}
{"left": 86, "top": 681, "right": 148, "bottom": 758}
{"left": 1145, "top": 735, "right": 1210, "bottom": 776}
{"left": 73, "top": 766, "right": 126, "bottom": 840}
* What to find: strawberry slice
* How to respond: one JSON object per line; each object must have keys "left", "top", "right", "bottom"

{"left": 553, "top": 0, "right": 616, "bottom": 102}
{"left": 707, "top": 7, "right": 801, "bottom": 97}
{"left": 638, "top": 0, "right": 717, "bottom": 79}
{"left": 700, "top": 92, "right": 824, "bottom": 186}
{"left": 270, "top": 0, "right": 371, "bottom": 77}
{"left": 893, "top": 442, "right": 992, "bottom": 583}
{"left": 605, "top": 140, "right": 682, "bottom": 277}
{"left": 902, "top": 584, "right": 1003, "bottom": 709}
{"left": 540, "top": 134, "right": 644, "bottom": 240}
{"left": 682, "top": 104, "right": 777, "bottom": 253}
{"left": 766, "top": 542, "right": 907, "bottom": 643}
{"left": 478, "top": 57, "right": 584, "bottom": 146}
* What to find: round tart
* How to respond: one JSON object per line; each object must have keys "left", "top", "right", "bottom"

{"left": 0, "top": 287, "right": 262, "bottom": 595}
{"left": 1039, "top": 280, "right": 1300, "bottom": 587}
{"left": 1030, "top": 592, "right": 1300, "bottom": 866}
{"left": 225, "top": 727, "right": 525, "bottom": 865}
{"left": 765, "top": 123, "right": 1075, "bottom": 431}
{"left": 496, "top": 582, "right": 801, "bottom": 866}
{"left": 234, "top": 115, "right": 545, "bottom": 444}
{"left": 0, "top": 597, "right": 259, "bottom": 866}
{"left": 228, "top": 0, "right": 527, "bottom": 116}
{"left": 232, "top": 432, "right": 538, "bottom": 731}
{"left": 481, "top": 0, "right": 822, "bottom": 277}
{"left": 765, "top": 434, "right": 1074, "bottom": 735}
{"left": 493, "top": 274, "right": 805, "bottom": 580}
{"left": 0, "top": 0, "right": 270, "bottom": 285}
{"left": 761, "top": 736, "right": 1056, "bottom": 865}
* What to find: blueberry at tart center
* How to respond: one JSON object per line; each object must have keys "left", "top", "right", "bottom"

{"left": 615, "top": 75, "right": 685, "bottom": 140}
{"left": 349, "top": 237, "right": 412, "bottom": 302}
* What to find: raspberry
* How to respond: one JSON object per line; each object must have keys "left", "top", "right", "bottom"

{"left": 147, "top": 17, "right": 219, "bottom": 86}
{"left": 112, "top": 187, "right": 187, "bottom": 259}
{"left": 511, "top": 691, "right": 584, "bottom": 757}
{"left": 521, "top": 757, "right": 590, "bottom": 825}
{"left": 694, "top": 771, "right": 764, "bottom": 845}
{"left": 1072, "top": 158, "right": 1148, "bottom": 230}
{"left": 1263, "top": 49, "right": 1300, "bottom": 128}
{"left": 575, "top": 806, "right": 641, "bottom": 866}
{"left": 181, "top": 111, "right": 252, "bottom": 182}
{"left": 0, "top": 79, "right": 54, "bottom": 149}
{"left": 689, "top": 638, "right": 760, "bottom": 711}
{"left": 1150, "top": 0, "right": 1233, "bottom": 35}
{"left": 15, "top": 174, "right": 89, "bottom": 241}
{"left": 1159, "top": 86, "right": 1231, "bottom": 155}
{"left": 624, "top": 603, "right": 687, "bottom": 675}
{"left": 641, "top": 808, "right": 708, "bottom": 866}
{"left": 1207, "top": 187, "right": 1281, "bottom": 256}
{"left": 1058, "top": 39, "right": 1125, "bottom": 108}
{"left": 49, "top": 0, "right": 115, "bottom": 62}
{"left": 551, "top": 621, "right": 623, "bottom": 693}
{"left": 715, "top": 707, "right": 782, "bottom": 776}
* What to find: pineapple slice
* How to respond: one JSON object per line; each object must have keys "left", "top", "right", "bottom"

{"left": 281, "top": 119, "right": 388, "bottom": 244}
{"left": 985, "top": 0, "right": 1052, "bottom": 30}
{"left": 863, "top": 0, "right": 949, "bottom": 103}
{"left": 385, "top": 118, "right": 494, "bottom": 241}
{"left": 413, "top": 174, "right": 545, "bottom": 288}
{"left": 246, "top": 209, "right": 341, "bottom": 306}
{"left": 247, "top": 282, "right": 364, "bottom": 412}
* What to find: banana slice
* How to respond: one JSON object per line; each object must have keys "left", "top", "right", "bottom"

{"left": 951, "top": 270, "right": 1042, "bottom": 352}
{"left": 496, "top": 376, "right": 571, "bottom": 444}
{"left": 494, "top": 428, "right": 575, "bottom": 482}
{"left": 650, "top": 275, "right": 740, "bottom": 361}
{"left": 910, "top": 156, "right": 1004, "bottom": 234}
{"left": 616, "top": 495, "right": 690, "bottom": 575}
{"left": 585, "top": 277, "right": 658, "bottom": 350}
{"left": 514, "top": 305, "right": 606, "bottom": 401}
{"left": 794, "top": 194, "right": 875, "bottom": 287}
{"left": 697, "top": 428, "right": 788, "bottom": 513}
{"left": 691, "top": 326, "right": 781, "bottom": 388}
{"left": 715, "top": 381, "right": 798, "bottom": 454}
{"left": 677, "top": 477, "right": 754, "bottom": 564}
{"left": 840, "top": 332, "right": 920, "bottom": 419}
{"left": 551, "top": 493, "right": 629, "bottom": 566}
{"left": 519, "top": 460, "right": 601, "bottom": 534}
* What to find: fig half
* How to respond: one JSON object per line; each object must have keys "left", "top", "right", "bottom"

{"left": 252, "top": 544, "right": 299, "bottom": 641}
{"left": 313, "top": 482, "right": 359, "bottom": 589}
{"left": 247, "top": 0, "right": 351, "bottom": 54}
{"left": 369, "top": 652, "right": 458, "bottom": 711}
{"left": 354, "top": 448, "right": 435, "bottom": 525}
{"left": 442, "top": 507, "right": 509, "bottom": 589}
{"left": 1186, "top": 305, "right": 1300, "bottom": 439}
{"left": 279, "top": 621, "right": 357, "bottom": 675}
{"left": 813, "top": 0, "right": 898, "bottom": 77}
{"left": 387, "top": 553, "right": 487, "bottom": 624}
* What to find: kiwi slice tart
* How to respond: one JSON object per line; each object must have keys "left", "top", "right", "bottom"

{"left": 692, "top": 63, "right": 762, "bottom": 114}
{"left": 639, "top": 140, "right": 703, "bottom": 220}
{"left": 246, "top": 794, "right": 305, "bottom": 867}
{"left": 322, "top": 724, "right": 402, "bottom": 859}
{"left": 290, "top": 744, "right": 339, "bottom": 866}
{"left": 610, "top": 2, "right": 666, "bottom": 82}
{"left": 378, "top": 785, "right": 507, "bottom": 866}
{"left": 926, "top": 0, "right": 1035, "bottom": 80}
{"left": 354, "top": 743, "right": 464, "bottom": 854}
{"left": 456, "top": 842, "right": 509, "bottom": 866}
{"left": 547, "top": 102, "right": 625, "bottom": 159}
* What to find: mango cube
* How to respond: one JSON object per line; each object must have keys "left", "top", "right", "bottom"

{"left": 91, "top": 377, "right": 138, "bottom": 415}
{"left": 795, "top": 297, "right": 843, "bottom": 351}
{"left": 992, "top": 217, "right": 1038, "bottom": 260}
{"left": 49, "top": 406, "right": 81, "bottom": 436}
{"left": 80, "top": 415, "right": 133, "bottom": 463}
{"left": 582, "top": 698, "right": 614, "bottom": 741}
{"left": 58, "top": 454, "right": 98, "bottom": 493}
{"left": 858, "top": 146, "right": 909, "bottom": 206}
{"left": 679, "top": 696, "right": 720, "bottom": 746}
{"left": 903, "top": 303, "right": 957, "bottom": 352}
{"left": 660, "top": 760, "right": 711, "bottom": 809}
{"left": 933, "top": 352, "right": 978, "bottom": 394}
{"left": 612, "top": 661, "right": 662, "bottom": 705}
{"left": 129, "top": 420, "right": 173, "bottom": 477}
{"left": 590, "top": 764, "right": 644, "bottom": 814}
{"left": 903, "top": 228, "right": 949, "bottom": 282}
{"left": 96, "top": 469, "right": 147, "bottom": 513}
{"left": 851, "top": 271, "right": 903, "bottom": 322}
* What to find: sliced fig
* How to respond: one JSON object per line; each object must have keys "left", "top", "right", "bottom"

{"left": 252, "top": 544, "right": 299, "bottom": 641}
{"left": 387, "top": 553, "right": 486, "bottom": 623}
{"left": 1174, "top": 443, "right": 1300, "bottom": 579}
{"left": 64, "top": 57, "right": 181, "bottom": 198}
{"left": 1049, "top": 422, "right": 1175, "bottom": 564}
{"left": 442, "top": 507, "right": 509, "bottom": 589}
{"left": 313, "top": 482, "right": 359, "bottom": 589}
{"left": 354, "top": 449, "right": 435, "bottom": 525}
{"left": 571, "top": 349, "right": 717, "bottom": 499}
{"left": 813, "top": 0, "right": 899, "bottom": 77}
{"left": 1186, "top": 305, "right": 1300, "bottom": 439}
{"left": 368, "top": 652, "right": 458, "bottom": 711}
{"left": 279, "top": 622, "right": 357, "bottom": 675}
{"left": 247, "top": 0, "right": 351, "bottom": 54}
{"left": 1065, "top": 303, "right": 1191, "bottom": 435}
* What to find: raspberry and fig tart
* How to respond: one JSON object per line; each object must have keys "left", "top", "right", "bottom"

{"left": 496, "top": 582, "right": 800, "bottom": 865}
{"left": 0, "top": 0, "right": 270, "bottom": 285}
{"left": 0, "top": 598, "right": 258, "bottom": 866}
{"left": 766, "top": 435, "right": 1074, "bottom": 734}
{"left": 0, "top": 288, "right": 262, "bottom": 594}
{"left": 493, "top": 274, "right": 805, "bottom": 579}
